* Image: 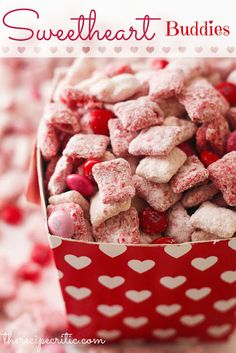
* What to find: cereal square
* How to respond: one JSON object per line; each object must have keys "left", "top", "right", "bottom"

{"left": 38, "top": 121, "right": 59, "bottom": 160}
{"left": 48, "top": 156, "right": 73, "bottom": 195}
{"left": 114, "top": 97, "right": 164, "bottom": 131}
{"left": 191, "top": 230, "right": 220, "bottom": 242}
{"left": 92, "top": 158, "right": 135, "bottom": 204}
{"left": 63, "top": 133, "right": 110, "bottom": 159}
{"left": 163, "top": 116, "right": 197, "bottom": 144}
{"left": 108, "top": 119, "right": 137, "bottom": 156}
{"left": 205, "top": 114, "right": 229, "bottom": 155}
{"left": 136, "top": 147, "right": 187, "bottom": 183}
{"left": 149, "top": 69, "right": 185, "bottom": 100}
{"left": 129, "top": 126, "right": 182, "bottom": 157}
{"left": 166, "top": 203, "right": 194, "bottom": 243}
{"left": 133, "top": 174, "right": 181, "bottom": 212}
{"left": 92, "top": 207, "right": 140, "bottom": 244}
{"left": 182, "top": 183, "right": 218, "bottom": 208}
{"left": 208, "top": 152, "right": 236, "bottom": 206}
{"left": 170, "top": 156, "right": 209, "bottom": 193}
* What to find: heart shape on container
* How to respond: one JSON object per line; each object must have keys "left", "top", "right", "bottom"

{"left": 160, "top": 276, "right": 186, "bottom": 289}
{"left": 220, "top": 270, "right": 236, "bottom": 284}
{"left": 64, "top": 255, "right": 91, "bottom": 270}
{"left": 97, "top": 330, "right": 121, "bottom": 340}
{"left": 164, "top": 244, "right": 192, "bottom": 258}
{"left": 185, "top": 287, "right": 211, "bottom": 301}
{"left": 180, "top": 314, "right": 205, "bottom": 327}
{"left": 207, "top": 324, "right": 232, "bottom": 337}
{"left": 228, "top": 238, "right": 236, "bottom": 250}
{"left": 213, "top": 298, "right": 236, "bottom": 312}
{"left": 156, "top": 304, "right": 181, "bottom": 316}
{"left": 125, "top": 290, "right": 152, "bottom": 303}
{"left": 191, "top": 256, "right": 218, "bottom": 271}
{"left": 49, "top": 237, "right": 62, "bottom": 249}
{"left": 68, "top": 314, "right": 91, "bottom": 328}
{"left": 98, "top": 275, "right": 125, "bottom": 289}
{"left": 99, "top": 244, "right": 127, "bottom": 258}
{"left": 97, "top": 304, "right": 123, "bottom": 317}
{"left": 153, "top": 328, "right": 177, "bottom": 339}
{"left": 65, "top": 286, "right": 91, "bottom": 300}
{"left": 128, "top": 259, "right": 155, "bottom": 273}
{"left": 123, "top": 317, "right": 148, "bottom": 329}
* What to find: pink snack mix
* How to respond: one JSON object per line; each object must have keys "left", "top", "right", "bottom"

{"left": 48, "top": 156, "right": 73, "bottom": 195}
{"left": 38, "top": 121, "right": 59, "bottom": 160}
{"left": 108, "top": 119, "right": 138, "bottom": 156}
{"left": 182, "top": 183, "right": 218, "bottom": 208}
{"left": 166, "top": 203, "right": 194, "bottom": 243}
{"left": 149, "top": 69, "right": 185, "bottom": 99}
{"left": 163, "top": 116, "right": 197, "bottom": 144}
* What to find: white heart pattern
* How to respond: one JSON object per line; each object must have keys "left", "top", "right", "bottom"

{"left": 65, "top": 286, "right": 91, "bottom": 300}
{"left": 153, "top": 328, "right": 177, "bottom": 339}
{"left": 64, "top": 255, "right": 92, "bottom": 270}
{"left": 97, "top": 304, "right": 123, "bottom": 317}
{"left": 57, "top": 270, "right": 64, "bottom": 280}
{"left": 220, "top": 270, "right": 236, "bottom": 284}
{"left": 68, "top": 314, "right": 91, "bottom": 328}
{"left": 49, "top": 236, "right": 62, "bottom": 249}
{"left": 128, "top": 259, "right": 155, "bottom": 274}
{"left": 156, "top": 304, "right": 182, "bottom": 317}
{"left": 123, "top": 317, "right": 148, "bottom": 329}
{"left": 125, "top": 290, "right": 152, "bottom": 303}
{"left": 180, "top": 314, "right": 205, "bottom": 327}
{"left": 98, "top": 275, "right": 125, "bottom": 289}
{"left": 99, "top": 244, "right": 127, "bottom": 258}
{"left": 185, "top": 287, "right": 211, "bottom": 301}
{"left": 97, "top": 330, "right": 121, "bottom": 340}
{"left": 191, "top": 256, "right": 218, "bottom": 271}
{"left": 228, "top": 238, "right": 236, "bottom": 251}
{"left": 213, "top": 298, "right": 236, "bottom": 312}
{"left": 160, "top": 276, "right": 187, "bottom": 289}
{"left": 164, "top": 244, "right": 192, "bottom": 259}
{"left": 207, "top": 324, "right": 232, "bottom": 337}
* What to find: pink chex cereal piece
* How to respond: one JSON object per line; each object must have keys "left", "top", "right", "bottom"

{"left": 208, "top": 151, "right": 236, "bottom": 206}
{"left": 108, "top": 119, "right": 138, "bottom": 156}
{"left": 190, "top": 201, "right": 236, "bottom": 238}
{"left": 227, "top": 107, "right": 236, "bottom": 130}
{"left": 136, "top": 147, "right": 187, "bottom": 183}
{"left": 129, "top": 126, "right": 182, "bottom": 157}
{"left": 182, "top": 183, "right": 218, "bottom": 208}
{"left": 168, "top": 58, "right": 207, "bottom": 80}
{"left": 178, "top": 78, "right": 229, "bottom": 123}
{"left": 47, "top": 202, "right": 90, "bottom": 240}
{"left": 123, "top": 155, "right": 140, "bottom": 175}
{"left": 191, "top": 230, "right": 220, "bottom": 242}
{"left": 133, "top": 174, "right": 181, "bottom": 212}
{"left": 92, "top": 158, "right": 135, "bottom": 204}
{"left": 105, "top": 62, "right": 134, "bottom": 77}
{"left": 80, "top": 113, "right": 94, "bottom": 134}
{"left": 60, "top": 87, "right": 102, "bottom": 110}
{"left": 44, "top": 156, "right": 59, "bottom": 187}
{"left": 166, "top": 203, "right": 194, "bottom": 243}
{"left": 48, "top": 156, "right": 73, "bottom": 195}
{"left": 92, "top": 207, "right": 140, "bottom": 244}
{"left": 157, "top": 97, "right": 186, "bottom": 117}
{"left": 38, "top": 120, "right": 59, "bottom": 160}
{"left": 149, "top": 69, "right": 185, "bottom": 100}
{"left": 63, "top": 133, "right": 110, "bottom": 159}
{"left": 205, "top": 114, "right": 230, "bottom": 155}
{"left": 196, "top": 126, "right": 209, "bottom": 153}
{"left": 171, "top": 156, "right": 209, "bottom": 193}
{"left": 163, "top": 116, "right": 197, "bottom": 144}
{"left": 114, "top": 97, "right": 164, "bottom": 131}
{"left": 90, "top": 191, "right": 131, "bottom": 227}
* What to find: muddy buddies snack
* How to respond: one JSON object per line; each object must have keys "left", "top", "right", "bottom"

{"left": 38, "top": 58, "right": 236, "bottom": 244}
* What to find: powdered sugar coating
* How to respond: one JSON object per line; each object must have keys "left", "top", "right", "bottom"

{"left": 92, "top": 207, "right": 140, "bottom": 244}
{"left": 166, "top": 203, "right": 194, "bottom": 243}
{"left": 92, "top": 158, "right": 135, "bottom": 204}
{"left": 44, "top": 156, "right": 59, "bottom": 187}
{"left": 171, "top": 156, "right": 209, "bottom": 193}
{"left": 227, "top": 107, "right": 236, "bottom": 130}
{"left": 157, "top": 97, "right": 186, "bottom": 117}
{"left": 38, "top": 121, "right": 59, "bottom": 160}
{"left": 136, "top": 147, "right": 187, "bottom": 183}
{"left": 205, "top": 114, "right": 229, "bottom": 155}
{"left": 129, "top": 126, "right": 182, "bottom": 157}
{"left": 163, "top": 116, "right": 197, "bottom": 144}
{"left": 182, "top": 183, "right": 218, "bottom": 208}
{"left": 208, "top": 151, "right": 236, "bottom": 206}
{"left": 108, "top": 119, "right": 138, "bottom": 156}
{"left": 133, "top": 174, "right": 181, "bottom": 212}
{"left": 190, "top": 202, "right": 236, "bottom": 238}
{"left": 114, "top": 97, "right": 164, "bottom": 131}
{"left": 48, "top": 156, "right": 73, "bottom": 195}
{"left": 191, "top": 230, "right": 220, "bottom": 242}
{"left": 168, "top": 58, "right": 208, "bottom": 80}
{"left": 149, "top": 69, "right": 185, "bottom": 100}
{"left": 63, "top": 133, "right": 110, "bottom": 159}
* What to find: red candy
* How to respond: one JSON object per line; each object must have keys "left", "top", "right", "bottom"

{"left": 89, "top": 109, "right": 115, "bottom": 135}
{"left": 200, "top": 150, "right": 220, "bottom": 167}
{"left": 227, "top": 131, "right": 236, "bottom": 153}
{"left": 18, "top": 262, "right": 41, "bottom": 282}
{"left": 152, "top": 59, "right": 169, "bottom": 70}
{"left": 0, "top": 204, "right": 23, "bottom": 225}
{"left": 31, "top": 243, "right": 52, "bottom": 267}
{"left": 178, "top": 141, "right": 195, "bottom": 157}
{"left": 83, "top": 159, "right": 100, "bottom": 182}
{"left": 215, "top": 82, "right": 236, "bottom": 105}
{"left": 66, "top": 174, "right": 95, "bottom": 197}
{"left": 151, "top": 236, "right": 177, "bottom": 245}
{"left": 140, "top": 207, "right": 168, "bottom": 235}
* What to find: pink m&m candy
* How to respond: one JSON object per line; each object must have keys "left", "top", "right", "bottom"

{"left": 48, "top": 210, "right": 74, "bottom": 237}
{"left": 66, "top": 174, "right": 95, "bottom": 197}
{"left": 227, "top": 131, "right": 236, "bottom": 153}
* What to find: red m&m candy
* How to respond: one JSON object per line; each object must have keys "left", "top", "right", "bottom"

{"left": 89, "top": 109, "right": 115, "bottom": 135}
{"left": 66, "top": 174, "right": 95, "bottom": 197}
{"left": 215, "top": 82, "right": 236, "bottom": 105}
{"left": 0, "top": 204, "right": 23, "bottom": 225}
{"left": 200, "top": 150, "right": 220, "bottom": 167}
{"left": 83, "top": 159, "right": 100, "bottom": 182}
{"left": 151, "top": 236, "right": 177, "bottom": 245}
{"left": 140, "top": 207, "right": 168, "bottom": 235}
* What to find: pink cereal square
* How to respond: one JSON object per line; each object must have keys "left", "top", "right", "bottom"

{"left": 44, "top": 156, "right": 59, "bottom": 187}
{"left": 208, "top": 151, "right": 236, "bottom": 206}
{"left": 227, "top": 107, "right": 236, "bottom": 130}
{"left": 191, "top": 229, "right": 220, "bottom": 242}
{"left": 48, "top": 156, "right": 73, "bottom": 195}
{"left": 163, "top": 116, "right": 197, "bottom": 144}
{"left": 205, "top": 114, "right": 230, "bottom": 155}
{"left": 92, "top": 207, "right": 140, "bottom": 244}
{"left": 63, "top": 133, "right": 110, "bottom": 159}
{"left": 129, "top": 126, "right": 182, "bottom": 157}
{"left": 108, "top": 119, "right": 138, "bottom": 156}
{"left": 92, "top": 158, "right": 135, "bottom": 204}
{"left": 182, "top": 183, "right": 218, "bottom": 208}
{"left": 149, "top": 69, "right": 185, "bottom": 100}
{"left": 166, "top": 202, "right": 194, "bottom": 243}
{"left": 114, "top": 97, "right": 164, "bottom": 131}
{"left": 157, "top": 97, "right": 186, "bottom": 117}
{"left": 170, "top": 156, "right": 209, "bottom": 193}
{"left": 178, "top": 78, "right": 229, "bottom": 123}
{"left": 38, "top": 120, "right": 59, "bottom": 160}
{"left": 133, "top": 174, "right": 181, "bottom": 212}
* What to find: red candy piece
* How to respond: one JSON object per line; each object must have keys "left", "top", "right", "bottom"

{"left": 83, "top": 159, "right": 100, "bottom": 182}
{"left": 151, "top": 236, "right": 177, "bottom": 245}
{"left": 140, "top": 207, "right": 168, "bottom": 235}
{"left": 227, "top": 131, "right": 236, "bottom": 153}
{"left": 66, "top": 174, "right": 95, "bottom": 197}
{"left": 152, "top": 59, "right": 169, "bottom": 70}
{"left": 178, "top": 141, "right": 195, "bottom": 157}
{"left": 18, "top": 262, "right": 41, "bottom": 282}
{"left": 215, "top": 82, "right": 236, "bottom": 105}
{"left": 31, "top": 243, "right": 52, "bottom": 267}
{"left": 200, "top": 150, "right": 220, "bottom": 167}
{"left": 0, "top": 204, "right": 23, "bottom": 225}
{"left": 89, "top": 109, "right": 115, "bottom": 135}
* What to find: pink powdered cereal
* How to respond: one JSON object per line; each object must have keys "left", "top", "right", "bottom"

{"left": 157, "top": 97, "right": 186, "bottom": 117}
{"left": 168, "top": 58, "right": 207, "bottom": 80}
{"left": 92, "top": 207, "right": 140, "bottom": 244}
{"left": 149, "top": 69, "right": 185, "bottom": 100}
{"left": 38, "top": 120, "right": 59, "bottom": 160}
{"left": 133, "top": 174, "right": 181, "bottom": 212}
{"left": 48, "top": 156, "right": 73, "bottom": 195}
{"left": 63, "top": 133, "right": 110, "bottom": 159}
{"left": 129, "top": 126, "right": 182, "bottom": 157}
{"left": 208, "top": 151, "right": 236, "bottom": 206}
{"left": 227, "top": 107, "right": 236, "bottom": 130}
{"left": 114, "top": 97, "right": 164, "bottom": 131}
{"left": 178, "top": 78, "right": 229, "bottom": 123}
{"left": 60, "top": 87, "right": 102, "bottom": 110}
{"left": 108, "top": 119, "right": 138, "bottom": 156}
{"left": 105, "top": 62, "right": 134, "bottom": 77}
{"left": 205, "top": 114, "right": 230, "bottom": 155}
{"left": 182, "top": 183, "right": 218, "bottom": 208}
{"left": 166, "top": 203, "right": 194, "bottom": 243}
{"left": 92, "top": 158, "right": 135, "bottom": 204}
{"left": 163, "top": 116, "right": 197, "bottom": 145}
{"left": 191, "top": 230, "right": 220, "bottom": 242}
{"left": 44, "top": 156, "right": 59, "bottom": 187}
{"left": 171, "top": 156, "right": 209, "bottom": 193}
